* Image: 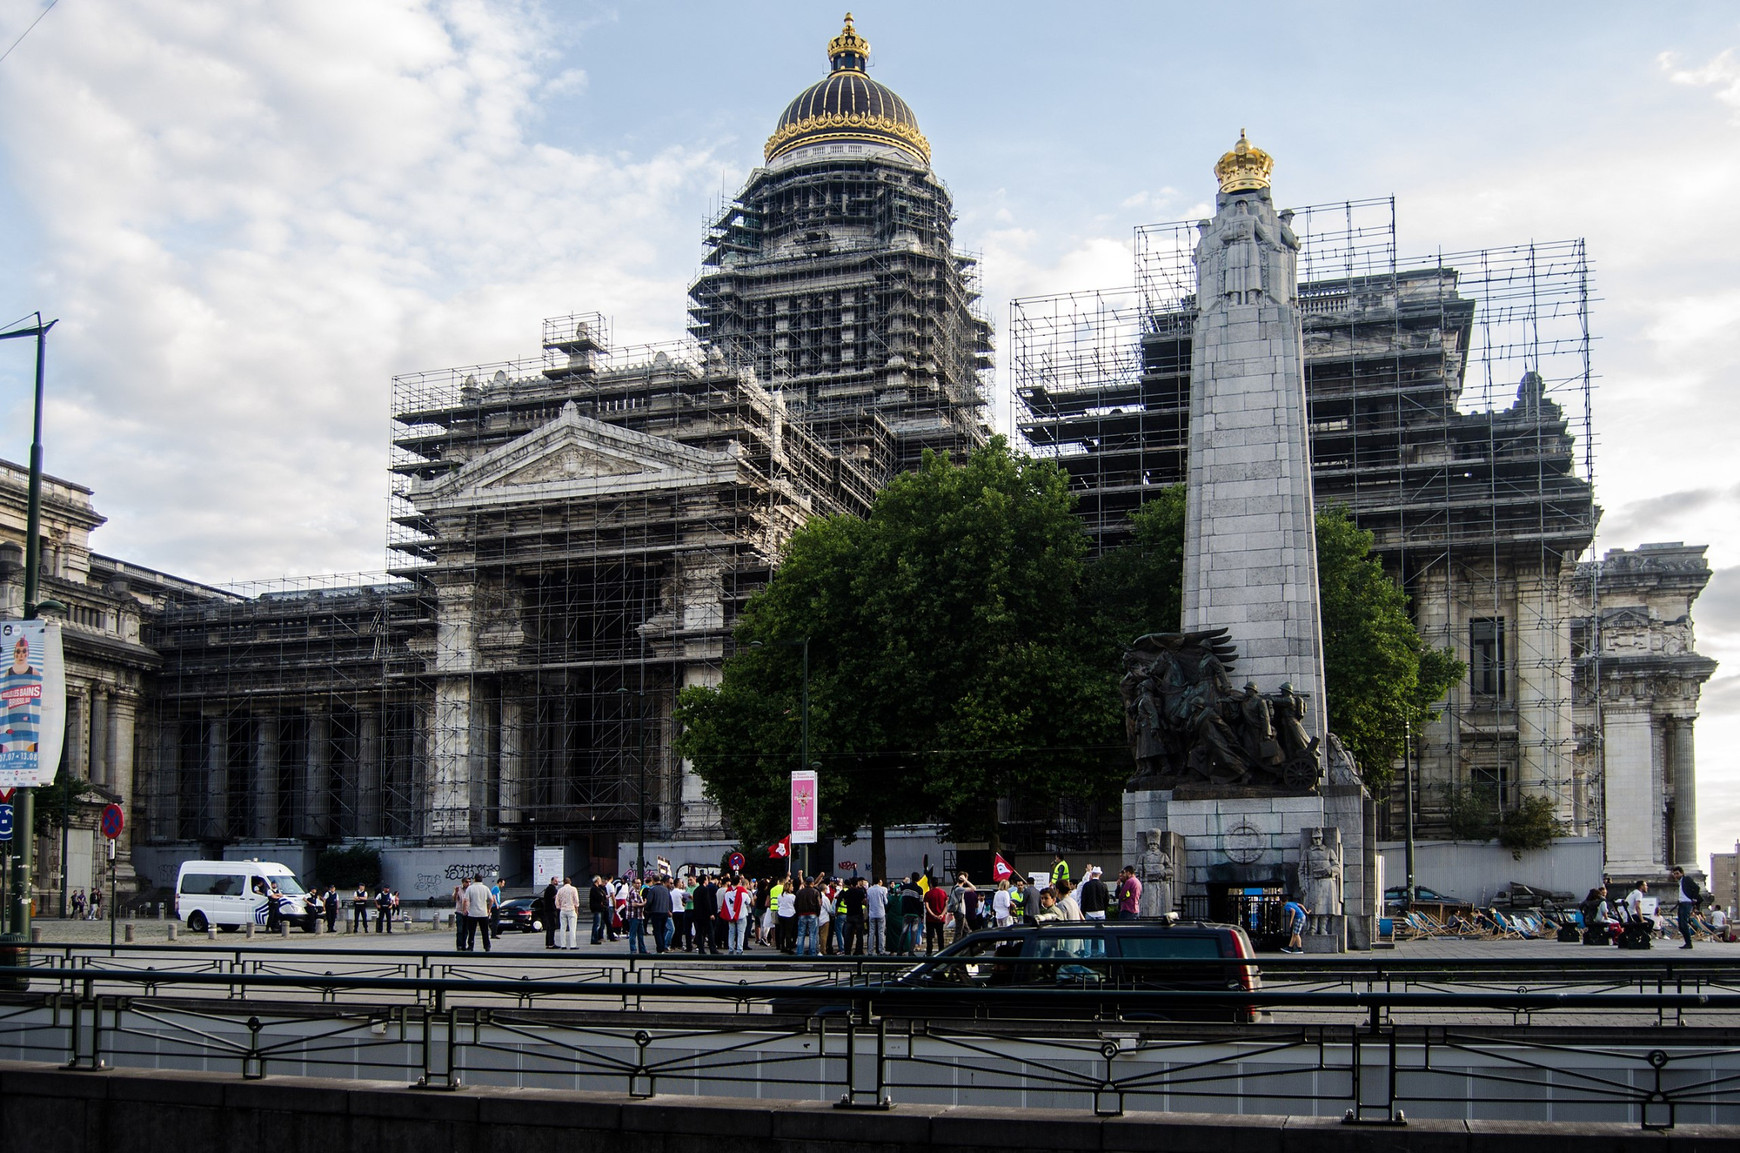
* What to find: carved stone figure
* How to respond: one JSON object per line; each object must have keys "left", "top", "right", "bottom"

{"left": 1120, "top": 631, "right": 1320, "bottom": 792}
{"left": 1138, "top": 828, "right": 1179, "bottom": 918}
{"left": 1302, "top": 829, "right": 1341, "bottom": 934}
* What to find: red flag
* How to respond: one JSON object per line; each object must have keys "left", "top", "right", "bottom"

{"left": 768, "top": 835, "right": 791, "bottom": 860}
{"left": 992, "top": 853, "right": 1014, "bottom": 883}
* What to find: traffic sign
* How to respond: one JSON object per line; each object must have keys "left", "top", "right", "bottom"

{"left": 0, "top": 788, "right": 13, "bottom": 802}
{"left": 100, "top": 803, "right": 124, "bottom": 839}
{"left": 0, "top": 802, "right": 12, "bottom": 841}
{"left": 726, "top": 852, "right": 745, "bottom": 873}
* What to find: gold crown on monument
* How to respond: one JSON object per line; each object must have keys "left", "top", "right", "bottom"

{"left": 829, "top": 12, "right": 870, "bottom": 66}
{"left": 1215, "top": 130, "right": 1273, "bottom": 193}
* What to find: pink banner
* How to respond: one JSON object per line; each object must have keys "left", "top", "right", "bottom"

{"left": 789, "top": 770, "right": 818, "bottom": 844}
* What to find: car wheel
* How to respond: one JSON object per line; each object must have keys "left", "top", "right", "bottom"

{"left": 218, "top": 923, "right": 240, "bottom": 933}
{"left": 187, "top": 911, "right": 209, "bottom": 932}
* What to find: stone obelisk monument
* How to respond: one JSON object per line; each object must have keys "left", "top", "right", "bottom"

{"left": 1181, "top": 132, "right": 1327, "bottom": 744}
{"left": 1121, "top": 136, "right": 1372, "bottom": 950}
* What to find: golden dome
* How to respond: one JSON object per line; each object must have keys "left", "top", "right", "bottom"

{"left": 1214, "top": 131, "right": 1273, "bottom": 193}
{"left": 765, "top": 15, "right": 931, "bottom": 164}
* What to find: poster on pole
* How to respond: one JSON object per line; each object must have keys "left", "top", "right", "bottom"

{"left": 532, "top": 846, "right": 565, "bottom": 885}
{"left": 0, "top": 619, "right": 66, "bottom": 789}
{"left": 789, "top": 770, "right": 818, "bottom": 844}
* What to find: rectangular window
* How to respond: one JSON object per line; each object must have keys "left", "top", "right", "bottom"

{"left": 1469, "top": 762, "right": 1514, "bottom": 810}
{"left": 1470, "top": 617, "right": 1506, "bottom": 697}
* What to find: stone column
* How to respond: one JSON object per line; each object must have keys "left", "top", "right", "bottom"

{"left": 91, "top": 689, "right": 110, "bottom": 788}
{"left": 305, "top": 712, "right": 331, "bottom": 839}
{"left": 110, "top": 690, "right": 139, "bottom": 883}
{"left": 1514, "top": 573, "right": 1575, "bottom": 825}
{"left": 357, "top": 710, "right": 381, "bottom": 836}
{"left": 205, "top": 716, "right": 227, "bottom": 839}
{"left": 1670, "top": 716, "right": 1698, "bottom": 869}
{"left": 427, "top": 578, "right": 479, "bottom": 843}
{"left": 429, "top": 680, "right": 474, "bottom": 841}
{"left": 64, "top": 693, "right": 83, "bottom": 791}
{"left": 498, "top": 695, "right": 524, "bottom": 828}
{"left": 252, "top": 716, "right": 278, "bottom": 841}
{"left": 1601, "top": 703, "right": 1656, "bottom": 875}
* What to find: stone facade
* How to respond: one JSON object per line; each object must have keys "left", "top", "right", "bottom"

{"left": 1572, "top": 543, "right": 1716, "bottom": 877}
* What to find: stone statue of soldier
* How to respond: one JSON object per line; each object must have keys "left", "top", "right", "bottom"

{"left": 1304, "top": 832, "right": 1341, "bottom": 934}
{"left": 1138, "top": 829, "right": 1175, "bottom": 919}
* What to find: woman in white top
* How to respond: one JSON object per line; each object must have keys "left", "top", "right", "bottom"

{"left": 1056, "top": 878, "right": 1085, "bottom": 921}
{"left": 992, "top": 880, "right": 1014, "bottom": 927}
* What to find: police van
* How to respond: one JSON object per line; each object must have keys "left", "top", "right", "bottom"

{"left": 175, "top": 859, "right": 315, "bottom": 932}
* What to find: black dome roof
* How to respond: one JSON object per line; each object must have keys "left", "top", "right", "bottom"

{"left": 764, "top": 15, "right": 929, "bottom": 164}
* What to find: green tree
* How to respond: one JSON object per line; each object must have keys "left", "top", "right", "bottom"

{"left": 1315, "top": 506, "right": 1461, "bottom": 789}
{"left": 676, "top": 438, "right": 1124, "bottom": 873}
{"left": 1082, "top": 485, "right": 1186, "bottom": 659}
{"left": 1088, "top": 491, "right": 1460, "bottom": 791}
{"left": 33, "top": 773, "right": 92, "bottom": 839}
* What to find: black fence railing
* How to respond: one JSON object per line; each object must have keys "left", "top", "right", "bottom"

{"left": 3, "top": 958, "right": 1740, "bottom": 1129}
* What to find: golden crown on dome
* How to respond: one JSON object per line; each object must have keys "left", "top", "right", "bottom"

{"left": 828, "top": 12, "right": 870, "bottom": 66}
{"left": 1214, "top": 131, "right": 1274, "bottom": 193}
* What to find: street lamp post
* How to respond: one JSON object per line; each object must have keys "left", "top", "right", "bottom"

{"left": 2, "top": 314, "right": 59, "bottom": 941}
{"left": 1402, "top": 715, "right": 1418, "bottom": 909}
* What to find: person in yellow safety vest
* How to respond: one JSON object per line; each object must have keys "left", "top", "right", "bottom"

{"left": 1050, "top": 855, "right": 1071, "bottom": 888}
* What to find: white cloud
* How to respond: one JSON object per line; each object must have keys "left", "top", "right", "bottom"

{"left": 1661, "top": 47, "right": 1740, "bottom": 120}
{"left": 0, "top": 0, "right": 715, "bottom": 580}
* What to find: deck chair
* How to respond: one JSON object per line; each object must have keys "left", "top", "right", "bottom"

{"left": 1488, "top": 909, "right": 1527, "bottom": 939}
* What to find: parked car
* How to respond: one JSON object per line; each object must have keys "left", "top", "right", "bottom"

{"left": 492, "top": 896, "right": 542, "bottom": 933}
{"left": 1384, "top": 885, "right": 1466, "bottom": 907}
{"left": 777, "top": 921, "right": 1263, "bottom": 1023}
{"left": 1491, "top": 882, "right": 1575, "bottom": 912}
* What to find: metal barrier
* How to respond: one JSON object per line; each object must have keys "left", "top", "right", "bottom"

{"left": 2, "top": 958, "right": 1740, "bottom": 1129}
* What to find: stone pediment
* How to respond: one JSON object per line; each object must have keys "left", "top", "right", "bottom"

{"left": 492, "top": 443, "right": 647, "bottom": 486}
{"left": 414, "top": 401, "right": 740, "bottom": 512}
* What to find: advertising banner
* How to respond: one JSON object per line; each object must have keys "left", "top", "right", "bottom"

{"left": 0, "top": 619, "right": 66, "bottom": 789}
{"left": 790, "top": 770, "right": 818, "bottom": 844}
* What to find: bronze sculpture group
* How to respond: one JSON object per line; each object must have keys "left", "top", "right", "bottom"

{"left": 1121, "top": 628, "right": 1321, "bottom": 791}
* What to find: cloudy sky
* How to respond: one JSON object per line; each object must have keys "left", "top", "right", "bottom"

{"left": 1, "top": 1, "right": 1736, "bottom": 858}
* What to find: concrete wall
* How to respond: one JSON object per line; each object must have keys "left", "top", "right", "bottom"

{"left": 380, "top": 846, "right": 513, "bottom": 904}
{"left": 1377, "top": 836, "right": 1604, "bottom": 905}
{"left": 3, "top": 1062, "right": 1733, "bottom": 1153}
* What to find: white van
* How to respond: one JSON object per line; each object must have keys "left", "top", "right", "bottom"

{"left": 175, "top": 860, "right": 315, "bottom": 932}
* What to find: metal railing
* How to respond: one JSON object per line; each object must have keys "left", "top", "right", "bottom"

{"left": 3, "top": 954, "right": 1740, "bottom": 1129}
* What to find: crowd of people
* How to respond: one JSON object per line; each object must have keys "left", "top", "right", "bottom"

{"left": 527, "top": 856, "right": 1148, "bottom": 957}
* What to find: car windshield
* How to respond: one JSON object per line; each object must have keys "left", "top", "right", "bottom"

{"left": 269, "top": 874, "right": 306, "bottom": 895}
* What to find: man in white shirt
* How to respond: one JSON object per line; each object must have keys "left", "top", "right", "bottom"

{"left": 1623, "top": 880, "right": 1649, "bottom": 923}
{"left": 866, "top": 879, "right": 889, "bottom": 957}
{"left": 463, "top": 874, "right": 495, "bottom": 953}
{"left": 554, "top": 876, "right": 581, "bottom": 949}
